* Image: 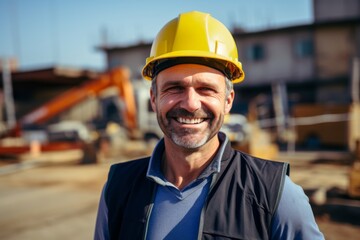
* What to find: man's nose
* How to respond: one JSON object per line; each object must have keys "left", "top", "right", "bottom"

{"left": 179, "top": 88, "right": 201, "bottom": 113}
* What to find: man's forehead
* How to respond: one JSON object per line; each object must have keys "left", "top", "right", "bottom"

{"left": 157, "top": 63, "right": 224, "bottom": 77}
{"left": 156, "top": 64, "right": 225, "bottom": 84}
{"left": 157, "top": 74, "right": 226, "bottom": 90}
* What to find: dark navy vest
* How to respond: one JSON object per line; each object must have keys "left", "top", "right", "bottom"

{"left": 105, "top": 142, "right": 289, "bottom": 240}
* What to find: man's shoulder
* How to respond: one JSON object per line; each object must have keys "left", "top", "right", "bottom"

{"left": 110, "top": 156, "right": 150, "bottom": 170}
{"left": 232, "top": 149, "right": 289, "bottom": 175}
{"left": 271, "top": 176, "right": 325, "bottom": 239}
{"left": 105, "top": 157, "right": 151, "bottom": 203}
{"left": 108, "top": 157, "right": 150, "bottom": 182}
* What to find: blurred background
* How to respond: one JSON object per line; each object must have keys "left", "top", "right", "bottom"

{"left": 0, "top": 0, "right": 360, "bottom": 239}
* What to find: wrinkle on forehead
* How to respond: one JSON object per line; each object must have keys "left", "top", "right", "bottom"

{"left": 156, "top": 64, "right": 226, "bottom": 87}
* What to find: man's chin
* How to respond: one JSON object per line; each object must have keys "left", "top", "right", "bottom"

{"left": 171, "top": 134, "right": 208, "bottom": 149}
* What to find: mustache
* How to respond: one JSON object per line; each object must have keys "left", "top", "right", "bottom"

{"left": 166, "top": 108, "right": 214, "bottom": 119}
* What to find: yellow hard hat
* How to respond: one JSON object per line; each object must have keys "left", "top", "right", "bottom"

{"left": 142, "top": 11, "right": 245, "bottom": 83}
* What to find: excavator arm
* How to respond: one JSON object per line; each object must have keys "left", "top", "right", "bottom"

{"left": 0, "top": 67, "right": 137, "bottom": 162}
{"left": 10, "top": 67, "right": 137, "bottom": 136}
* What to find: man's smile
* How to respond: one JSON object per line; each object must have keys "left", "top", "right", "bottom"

{"left": 175, "top": 117, "right": 207, "bottom": 124}
{"left": 167, "top": 108, "right": 213, "bottom": 126}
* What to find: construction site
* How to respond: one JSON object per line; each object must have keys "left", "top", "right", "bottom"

{"left": 1, "top": 0, "right": 360, "bottom": 239}
{"left": 0, "top": 67, "right": 359, "bottom": 239}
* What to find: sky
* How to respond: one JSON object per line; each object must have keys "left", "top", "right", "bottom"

{"left": 0, "top": 0, "right": 313, "bottom": 71}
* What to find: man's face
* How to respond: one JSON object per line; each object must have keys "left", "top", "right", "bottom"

{"left": 150, "top": 64, "right": 234, "bottom": 149}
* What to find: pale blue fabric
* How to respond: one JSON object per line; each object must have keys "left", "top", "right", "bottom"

{"left": 145, "top": 177, "right": 211, "bottom": 240}
{"left": 271, "top": 176, "right": 325, "bottom": 239}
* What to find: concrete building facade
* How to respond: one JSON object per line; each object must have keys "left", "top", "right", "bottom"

{"left": 98, "top": 0, "right": 360, "bottom": 117}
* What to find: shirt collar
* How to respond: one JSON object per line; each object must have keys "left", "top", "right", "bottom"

{"left": 146, "top": 132, "right": 229, "bottom": 185}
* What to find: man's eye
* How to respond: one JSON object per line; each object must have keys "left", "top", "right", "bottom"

{"left": 199, "top": 87, "right": 216, "bottom": 93}
{"left": 166, "top": 86, "right": 183, "bottom": 92}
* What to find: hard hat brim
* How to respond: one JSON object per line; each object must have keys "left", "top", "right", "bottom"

{"left": 142, "top": 50, "right": 245, "bottom": 83}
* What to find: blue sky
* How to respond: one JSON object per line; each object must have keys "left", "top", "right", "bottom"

{"left": 0, "top": 0, "right": 313, "bottom": 71}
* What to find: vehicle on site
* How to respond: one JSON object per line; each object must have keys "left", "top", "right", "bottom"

{"left": 348, "top": 103, "right": 360, "bottom": 198}
{"left": 221, "top": 113, "right": 249, "bottom": 145}
{"left": 0, "top": 67, "right": 150, "bottom": 163}
{"left": 292, "top": 104, "right": 351, "bottom": 150}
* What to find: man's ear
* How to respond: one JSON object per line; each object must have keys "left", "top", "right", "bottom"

{"left": 225, "top": 90, "right": 235, "bottom": 114}
{"left": 150, "top": 87, "right": 157, "bottom": 112}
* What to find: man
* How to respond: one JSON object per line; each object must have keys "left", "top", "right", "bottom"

{"left": 94, "top": 11, "right": 324, "bottom": 239}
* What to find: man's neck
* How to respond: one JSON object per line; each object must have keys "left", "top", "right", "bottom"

{"left": 162, "top": 136, "right": 220, "bottom": 190}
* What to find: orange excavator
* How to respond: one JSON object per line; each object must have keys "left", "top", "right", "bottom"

{"left": 0, "top": 67, "right": 137, "bottom": 163}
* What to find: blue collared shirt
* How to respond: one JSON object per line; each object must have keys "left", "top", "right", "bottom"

{"left": 145, "top": 134, "right": 227, "bottom": 240}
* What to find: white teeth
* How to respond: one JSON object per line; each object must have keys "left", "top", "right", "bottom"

{"left": 177, "top": 117, "right": 204, "bottom": 124}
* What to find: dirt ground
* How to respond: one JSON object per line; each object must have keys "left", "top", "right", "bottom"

{"left": 0, "top": 149, "right": 359, "bottom": 240}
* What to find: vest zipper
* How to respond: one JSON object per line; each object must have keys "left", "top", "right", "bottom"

{"left": 269, "top": 162, "right": 289, "bottom": 233}
{"left": 142, "top": 185, "right": 157, "bottom": 240}
{"left": 197, "top": 173, "right": 219, "bottom": 240}
{"left": 273, "top": 162, "right": 289, "bottom": 211}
